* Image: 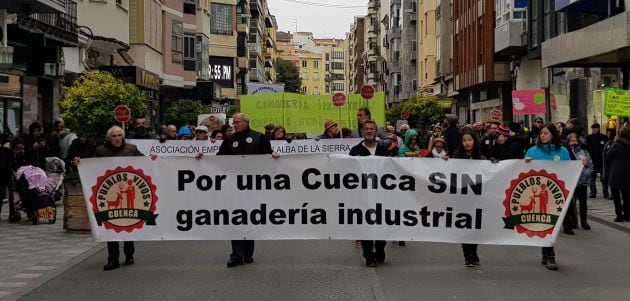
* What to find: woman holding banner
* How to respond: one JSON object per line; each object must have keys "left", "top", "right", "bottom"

{"left": 524, "top": 123, "right": 587, "bottom": 271}
{"left": 453, "top": 127, "right": 487, "bottom": 267}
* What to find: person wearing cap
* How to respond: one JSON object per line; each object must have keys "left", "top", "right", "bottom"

{"left": 177, "top": 126, "right": 193, "bottom": 140}
{"left": 496, "top": 123, "right": 525, "bottom": 160}
{"left": 319, "top": 120, "right": 340, "bottom": 139}
{"left": 586, "top": 123, "right": 609, "bottom": 198}
{"left": 428, "top": 137, "right": 448, "bottom": 159}
{"left": 194, "top": 125, "right": 210, "bottom": 141}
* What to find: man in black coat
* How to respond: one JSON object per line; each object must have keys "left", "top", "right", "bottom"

{"left": 443, "top": 114, "right": 461, "bottom": 157}
{"left": 218, "top": 113, "right": 279, "bottom": 268}
{"left": 586, "top": 123, "right": 608, "bottom": 198}
{"left": 349, "top": 120, "right": 388, "bottom": 267}
{"left": 479, "top": 122, "right": 500, "bottom": 160}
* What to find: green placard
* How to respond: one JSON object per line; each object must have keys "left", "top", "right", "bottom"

{"left": 605, "top": 88, "right": 630, "bottom": 117}
{"left": 240, "top": 92, "right": 386, "bottom": 133}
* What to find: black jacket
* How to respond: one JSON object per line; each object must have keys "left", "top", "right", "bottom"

{"left": 497, "top": 139, "right": 525, "bottom": 160}
{"left": 217, "top": 128, "right": 273, "bottom": 156}
{"left": 586, "top": 133, "right": 607, "bottom": 172}
{"left": 349, "top": 141, "right": 388, "bottom": 157}
{"left": 479, "top": 135, "right": 499, "bottom": 160}
{"left": 443, "top": 126, "right": 461, "bottom": 157}
{"left": 605, "top": 138, "right": 630, "bottom": 189}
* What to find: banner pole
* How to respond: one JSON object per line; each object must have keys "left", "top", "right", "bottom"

{"left": 339, "top": 107, "right": 343, "bottom": 140}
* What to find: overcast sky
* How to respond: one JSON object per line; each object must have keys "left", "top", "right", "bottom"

{"left": 267, "top": 0, "right": 368, "bottom": 39}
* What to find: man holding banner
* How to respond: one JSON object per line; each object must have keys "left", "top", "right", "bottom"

{"left": 349, "top": 120, "right": 389, "bottom": 267}
{"left": 218, "top": 113, "right": 279, "bottom": 268}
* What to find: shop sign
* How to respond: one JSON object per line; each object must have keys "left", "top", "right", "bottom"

{"left": 208, "top": 56, "right": 234, "bottom": 88}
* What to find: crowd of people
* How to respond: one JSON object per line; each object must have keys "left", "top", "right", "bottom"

{"left": 1, "top": 108, "right": 629, "bottom": 273}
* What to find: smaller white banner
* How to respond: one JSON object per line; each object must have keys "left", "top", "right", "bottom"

{"left": 127, "top": 138, "right": 363, "bottom": 157}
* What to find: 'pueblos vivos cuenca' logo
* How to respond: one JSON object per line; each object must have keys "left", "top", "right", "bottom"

{"left": 503, "top": 170, "right": 569, "bottom": 238}
{"left": 90, "top": 166, "right": 158, "bottom": 233}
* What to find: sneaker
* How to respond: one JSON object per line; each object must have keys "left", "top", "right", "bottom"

{"left": 614, "top": 217, "right": 624, "bottom": 222}
{"left": 545, "top": 259, "right": 558, "bottom": 270}
{"left": 366, "top": 259, "right": 377, "bottom": 267}
{"left": 581, "top": 223, "right": 591, "bottom": 230}
{"left": 541, "top": 258, "right": 547, "bottom": 265}
{"left": 464, "top": 260, "right": 475, "bottom": 267}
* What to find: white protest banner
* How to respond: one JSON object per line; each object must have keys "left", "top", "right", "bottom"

{"left": 127, "top": 138, "right": 363, "bottom": 156}
{"left": 78, "top": 155, "right": 582, "bottom": 246}
{"left": 128, "top": 140, "right": 222, "bottom": 157}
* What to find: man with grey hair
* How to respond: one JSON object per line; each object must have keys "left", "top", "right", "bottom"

{"left": 217, "top": 113, "right": 279, "bottom": 268}
{"left": 74, "top": 125, "right": 156, "bottom": 271}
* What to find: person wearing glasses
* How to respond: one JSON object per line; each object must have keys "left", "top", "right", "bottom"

{"left": 530, "top": 117, "right": 545, "bottom": 145}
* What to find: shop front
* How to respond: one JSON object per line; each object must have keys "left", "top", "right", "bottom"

{"left": 0, "top": 72, "right": 22, "bottom": 136}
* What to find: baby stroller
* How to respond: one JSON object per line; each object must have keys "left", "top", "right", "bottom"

{"left": 12, "top": 157, "right": 65, "bottom": 224}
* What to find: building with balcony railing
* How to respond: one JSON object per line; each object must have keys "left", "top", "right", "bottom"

{"left": 1, "top": 0, "right": 79, "bottom": 129}
{"left": 400, "top": 0, "right": 418, "bottom": 101}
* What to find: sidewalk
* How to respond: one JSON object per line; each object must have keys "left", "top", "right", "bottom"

{"left": 588, "top": 195, "right": 630, "bottom": 233}
{"left": 0, "top": 203, "right": 102, "bottom": 301}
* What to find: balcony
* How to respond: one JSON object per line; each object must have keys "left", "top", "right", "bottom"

{"left": 0, "top": 0, "right": 66, "bottom": 13}
{"left": 250, "top": 18, "right": 263, "bottom": 34}
{"left": 542, "top": 11, "right": 630, "bottom": 68}
{"left": 494, "top": 19, "right": 527, "bottom": 56}
{"left": 248, "top": 42, "right": 261, "bottom": 56}
{"left": 237, "top": 22, "right": 249, "bottom": 33}
{"left": 409, "top": 13, "right": 417, "bottom": 24}
{"left": 368, "top": 48, "right": 380, "bottom": 57}
{"left": 237, "top": 0, "right": 250, "bottom": 16}
{"left": 250, "top": 0, "right": 261, "bottom": 16}
{"left": 238, "top": 57, "right": 248, "bottom": 70}
{"left": 14, "top": 2, "right": 78, "bottom": 46}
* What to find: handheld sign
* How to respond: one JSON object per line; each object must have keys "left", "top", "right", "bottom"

{"left": 114, "top": 105, "right": 131, "bottom": 123}
{"left": 360, "top": 85, "right": 375, "bottom": 100}
{"left": 332, "top": 93, "right": 346, "bottom": 107}
{"left": 401, "top": 111, "right": 410, "bottom": 120}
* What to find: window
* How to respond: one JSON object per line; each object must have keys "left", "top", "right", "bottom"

{"left": 314, "top": 86, "right": 319, "bottom": 95}
{"left": 301, "top": 60, "right": 307, "bottom": 68}
{"left": 184, "top": 34, "right": 196, "bottom": 71}
{"left": 302, "top": 86, "right": 308, "bottom": 94}
{"left": 325, "top": 54, "right": 330, "bottom": 61}
{"left": 334, "top": 83, "right": 344, "bottom": 91}
{"left": 313, "top": 61, "right": 319, "bottom": 68}
{"left": 184, "top": 0, "right": 196, "bottom": 14}
{"left": 325, "top": 64, "right": 330, "bottom": 71}
{"left": 172, "top": 21, "right": 183, "bottom": 64}
{"left": 332, "top": 62, "right": 344, "bottom": 70}
{"left": 302, "top": 72, "right": 308, "bottom": 80}
{"left": 211, "top": 3, "right": 233, "bottom": 35}
{"left": 313, "top": 72, "right": 319, "bottom": 80}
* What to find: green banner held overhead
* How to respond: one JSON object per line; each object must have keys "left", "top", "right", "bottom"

{"left": 240, "top": 92, "right": 386, "bottom": 133}
{"left": 605, "top": 88, "right": 630, "bottom": 117}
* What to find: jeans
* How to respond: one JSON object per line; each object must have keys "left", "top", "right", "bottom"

{"left": 230, "top": 240, "right": 255, "bottom": 261}
{"left": 589, "top": 173, "right": 608, "bottom": 197}
{"left": 361, "top": 240, "right": 386, "bottom": 260}
{"left": 611, "top": 188, "right": 630, "bottom": 219}
{"left": 107, "top": 241, "right": 134, "bottom": 261}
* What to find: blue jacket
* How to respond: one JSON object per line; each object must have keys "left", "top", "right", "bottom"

{"left": 525, "top": 144, "right": 571, "bottom": 161}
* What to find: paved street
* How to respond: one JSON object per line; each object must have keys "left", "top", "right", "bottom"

{"left": 1, "top": 192, "right": 629, "bottom": 301}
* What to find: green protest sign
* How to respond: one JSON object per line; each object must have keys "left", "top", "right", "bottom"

{"left": 240, "top": 92, "right": 385, "bottom": 133}
{"left": 605, "top": 88, "right": 630, "bottom": 117}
